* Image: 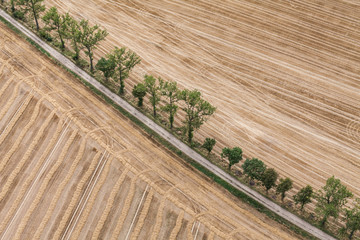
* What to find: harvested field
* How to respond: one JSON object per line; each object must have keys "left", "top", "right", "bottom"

{"left": 0, "top": 22, "right": 301, "bottom": 239}
{"left": 46, "top": 0, "right": 360, "bottom": 196}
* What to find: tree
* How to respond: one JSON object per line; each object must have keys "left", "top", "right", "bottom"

{"left": 315, "top": 176, "right": 353, "bottom": 227}
{"left": 132, "top": 83, "right": 146, "bottom": 107}
{"left": 221, "top": 147, "right": 242, "bottom": 170}
{"left": 160, "top": 80, "right": 180, "bottom": 129}
{"left": 109, "top": 47, "right": 141, "bottom": 95}
{"left": 42, "top": 7, "right": 71, "bottom": 50}
{"left": 293, "top": 185, "right": 313, "bottom": 211}
{"left": 341, "top": 199, "right": 360, "bottom": 240}
{"left": 17, "top": 0, "right": 45, "bottom": 31}
{"left": 66, "top": 16, "right": 82, "bottom": 62}
{"left": 242, "top": 158, "right": 266, "bottom": 182}
{"left": 96, "top": 57, "right": 115, "bottom": 84}
{"left": 79, "top": 20, "right": 108, "bottom": 73}
{"left": 143, "top": 75, "right": 161, "bottom": 117}
{"left": 179, "top": 89, "right": 216, "bottom": 143}
{"left": 202, "top": 138, "right": 216, "bottom": 155}
{"left": 261, "top": 168, "right": 278, "bottom": 193}
{"left": 276, "top": 177, "right": 293, "bottom": 202}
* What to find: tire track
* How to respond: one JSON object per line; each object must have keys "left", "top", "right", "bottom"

{"left": 51, "top": 151, "right": 102, "bottom": 239}
{"left": 32, "top": 131, "right": 87, "bottom": 239}
{"left": 129, "top": 188, "right": 154, "bottom": 240}
{"left": 68, "top": 156, "right": 113, "bottom": 240}
{"left": 2, "top": 129, "right": 77, "bottom": 240}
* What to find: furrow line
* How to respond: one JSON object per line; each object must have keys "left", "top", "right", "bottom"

{"left": 0, "top": 95, "right": 38, "bottom": 173}
{"left": 52, "top": 151, "right": 102, "bottom": 240}
{"left": 169, "top": 210, "right": 184, "bottom": 240}
{"left": 130, "top": 189, "right": 154, "bottom": 240}
{"left": 91, "top": 168, "right": 130, "bottom": 240}
{"left": 68, "top": 156, "right": 113, "bottom": 240}
{"left": 12, "top": 130, "right": 78, "bottom": 240}
{"left": 0, "top": 110, "right": 55, "bottom": 202}
{"left": 32, "top": 133, "right": 87, "bottom": 239}
{"left": 0, "top": 115, "right": 66, "bottom": 235}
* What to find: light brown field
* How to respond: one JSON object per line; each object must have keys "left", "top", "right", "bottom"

{"left": 45, "top": 0, "right": 360, "bottom": 197}
{"left": 0, "top": 22, "right": 301, "bottom": 239}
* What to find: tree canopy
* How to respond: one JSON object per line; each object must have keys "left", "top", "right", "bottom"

{"left": 242, "top": 158, "right": 266, "bottom": 182}
{"left": 144, "top": 75, "right": 161, "bottom": 117}
{"left": 276, "top": 177, "right": 293, "bottom": 201}
{"left": 132, "top": 83, "right": 147, "bottom": 107}
{"left": 96, "top": 57, "right": 116, "bottom": 84}
{"left": 341, "top": 199, "right": 360, "bottom": 240}
{"left": 179, "top": 89, "right": 216, "bottom": 143}
{"left": 17, "top": 0, "right": 45, "bottom": 31}
{"left": 79, "top": 19, "right": 108, "bottom": 73}
{"left": 221, "top": 147, "right": 242, "bottom": 170}
{"left": 202, "top": 138, "right": 216, "bottom": 155}
{"left": 261, "top": 168, "right": 278, "bottom": 193}
{"left": 293, "top": 185, "right": 313, "bottom": 211}
{"left": 315, "top": 176, "right": 353, "bottom": 227}
{"left": 160, "top": 80, "right": 180, "bottom": 129}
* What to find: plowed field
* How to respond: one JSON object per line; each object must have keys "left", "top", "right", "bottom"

{"left": 46, "top": 0, "right": 360, "bottom": 195}
{"left": 0, "top": 22, "right": 300, "bottom": 239}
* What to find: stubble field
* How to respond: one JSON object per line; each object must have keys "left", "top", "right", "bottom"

{"left": 45, "top": 0, "right": 360, "bottom": 196}
{"left": 0, "top": 22, "right": 301, "bottom": 239}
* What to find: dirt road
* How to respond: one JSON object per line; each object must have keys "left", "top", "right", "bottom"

{"left": 0, "top": 19, "right": 306, "bottom": 239}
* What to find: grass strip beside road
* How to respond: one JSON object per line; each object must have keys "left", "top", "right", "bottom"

{"left": 0, "top": 13, "right": 324, "bottom": 240}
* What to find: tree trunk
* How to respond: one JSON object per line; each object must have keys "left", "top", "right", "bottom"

{"left": 152, "top": 97, "right": 156, "bottom": 117}
{"left": 169, "top": 114, "right": 174, "bottom": 129}
{"left": 11, "top": 0, "right": 15, "bottom": 12}
{"left": 89, "top": 53, "right": 94, "bottom": 73}
{"left": 320, "top": 215, "right": 328, "bottom": 227}
{"left": 59, "top": 30, "right": 65, "bottom": 50}
{"left": 138, "top": 97, "right": 143, "bottom": 107}
{"left": 349, "top": 229, "right": 355, "bottom": 240}
{"left": 118, "top": 70, "right": 124, "bottom": 95}
{"left": 33, "top": 8, "right": 40, "bottom": 31}
{"left": 187, "top": 124, "right": 193, "bottom": 143}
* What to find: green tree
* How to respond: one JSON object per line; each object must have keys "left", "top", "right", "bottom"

{"left": 132, "top": 83, "right": 146, "bottom": 107}
{"left": 143, "top": 75, "right": 161, "bottom": 117}
{"left": 242, "top": 158, "right": 266, "bottom": 182}
{"left": 202, "top": 138, "right": 216, "bottom": 155}
{"left": 96, "top": 57, "right": 116, "bottom": 84}
{"left": 276, "top": 177, "right": 293, "bottom": 202}
{"left": 108, "top": 47, "right": 141, "bottom": 95}
{"left": 293, "top": 185, "right": 313, "bottom": 211}
{"left": 42, "top": 7, "right": 71, "bottom": 50}
{"left": 66, "top": 17, "right": 82, "bottom": 62}
{"left": 10, "top": 0, "right": 16, "bottom": 12}
{"left": 160, "top": 80, "right": 180, "bottom": 129}
{"left": 179, "top": 89, "right": 216, "bottom": 143}
{"left": 79, "top": 20, "right": 108, "bottom": 73}
{"left": 315, "top": 176, "right": 353, "bottom": 227}
{"left": 341, "top": 199, "right": 360, "bottom": 240}
{"left": 221, "top": 147, "right": 242, "bottom": 170}
{"left": 17, "top": 0, "right": 45, "bottom": 31}
{"left": 261, "top": 168, "right": 278, "bottom": 193}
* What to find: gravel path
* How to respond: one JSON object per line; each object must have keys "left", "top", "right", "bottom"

{"left": 0, "top": 9, "right": 336, "bottom": 240}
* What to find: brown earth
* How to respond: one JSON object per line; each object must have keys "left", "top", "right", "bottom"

{"left": 45, "top": 0, "right": 360, "bottom": 197}
{"left": 0, "top": 22, "right": 301, "bottom": 239}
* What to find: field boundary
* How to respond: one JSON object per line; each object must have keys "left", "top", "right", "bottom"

{"left": 0, "top": 8, "right": 335, "bottom": 240}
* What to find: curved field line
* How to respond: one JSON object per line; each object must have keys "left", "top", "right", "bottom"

{"left": 130, "top": 189, "right": 154, "bottom": 240}
{"left": 69, "top": 156, "right": 113, "bottom": 240}
{"left": 169, "top": 210, "right": 184, "bottom": 240}
{"left": 12, "top": 130, "right": 78, "bottom": 240}
{"left": 32, "top": 132, "right": 87, "bottom": 239}
{"left": 0, "top": 110, "right": 56, "bottom": 203}
{"left": 0, "top": 90, "right": 33, "bottom": 144}
{"left": 0, "top": 95, "right": 38, "bottom": 173}
{"left": 51, "top": 151, "right": 102, "bottom": 240}
{"left": 110, "top": 169, "right": 152, "bottom": 240}
{"left": 91, "top": 168, "right": 130, "bottom": 240}
{"left": 0, "top": 115, "right": 66, "bottom": 235}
